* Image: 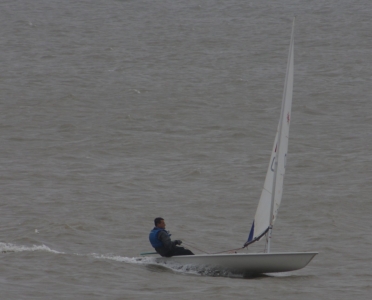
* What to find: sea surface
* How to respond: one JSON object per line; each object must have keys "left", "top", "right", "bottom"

{"left": 1, "top": 0, "right": 371, "bottom": 299}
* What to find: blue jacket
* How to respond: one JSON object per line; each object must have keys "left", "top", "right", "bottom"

{"left": 149, "top": 227, "right": 171, "bottom": 248}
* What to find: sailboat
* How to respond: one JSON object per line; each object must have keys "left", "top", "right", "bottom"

{"left": 154, "top": 19, "right": 317, "bottom": 275}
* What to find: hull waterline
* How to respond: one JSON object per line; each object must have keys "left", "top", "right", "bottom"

{"left": 156, "top": 252, "right": 318, "bottom": 274}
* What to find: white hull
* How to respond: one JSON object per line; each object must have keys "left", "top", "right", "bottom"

{"left": 156, "top": 252, "right": 318, "bottom": 274}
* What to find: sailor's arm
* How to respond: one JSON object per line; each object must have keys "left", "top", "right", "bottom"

{"left": 157, "top": 231, "right": 175, "bottom": 251}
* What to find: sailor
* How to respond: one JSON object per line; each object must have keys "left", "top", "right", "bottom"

{"left": 149, "top": 217, "right": 194, "bottom": 257}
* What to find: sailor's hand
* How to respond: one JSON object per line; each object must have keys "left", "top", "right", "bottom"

{"left": 175, "top": 240, "right": 182, "bottom": 245}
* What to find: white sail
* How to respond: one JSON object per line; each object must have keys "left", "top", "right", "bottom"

{"left": 246, "top": 19, "right": 295, "bottom": 246}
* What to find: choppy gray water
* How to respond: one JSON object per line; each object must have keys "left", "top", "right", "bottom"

{"left": 1, "top": 0, "right": 371, "bottom": 299}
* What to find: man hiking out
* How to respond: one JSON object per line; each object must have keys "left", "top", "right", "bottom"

{"left": 149, "top": 217, "right": 194, "bottom": 257}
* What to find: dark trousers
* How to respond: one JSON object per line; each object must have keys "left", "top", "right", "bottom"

{"left": 164, "top": 246, "right": 194, "bottom": 257}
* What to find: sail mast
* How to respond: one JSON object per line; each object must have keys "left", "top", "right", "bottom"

{"left": 243, "top": 19, "right": 295, "bottom": 250}
{"left": 266, "top": 18, "right": 295, "bottom": 253}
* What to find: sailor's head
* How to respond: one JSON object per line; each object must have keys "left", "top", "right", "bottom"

{"left": 154, "top": 217, "right": 166, "bottom": 229}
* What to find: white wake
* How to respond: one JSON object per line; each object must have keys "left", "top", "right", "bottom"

{"left": 0, "top": 242, "right": 64, "bottom": 254}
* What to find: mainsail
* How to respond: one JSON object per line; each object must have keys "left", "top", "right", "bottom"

{"left": 245, "top": 19, "right": 295, "bottom": 248}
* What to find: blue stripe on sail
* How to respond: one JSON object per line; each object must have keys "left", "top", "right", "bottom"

{"left": 244, "top": 225, "right": 270, "bottom": 248}
{"left": 247, "top": 220, "right": 255, "bottom": 242}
